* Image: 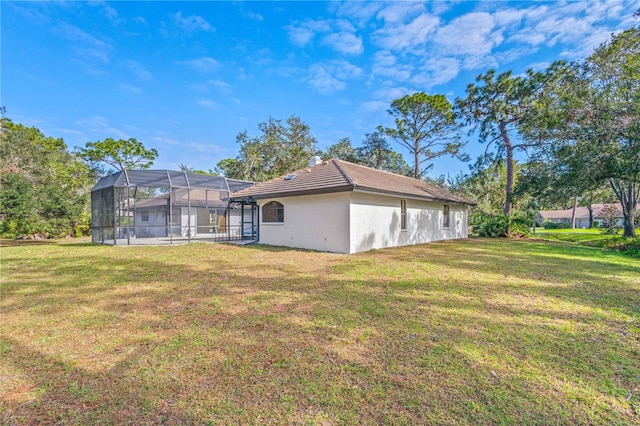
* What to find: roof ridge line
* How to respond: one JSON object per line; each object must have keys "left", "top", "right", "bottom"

{"left": 333, "top": 159, "right": 356, "bottom": 187}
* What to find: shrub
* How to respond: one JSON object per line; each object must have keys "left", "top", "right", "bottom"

{"left": 590, "top": 236, "right": 640, "bottom": 258}
{"left": 476, "top": 214, "right": 531, "bottom": 238}
{"left": 476, "top": 215, "right": 509, "bottom": 237}
{"left": 543, "top": 221, "right": 570, "bottom": 229}
{"left": 599, "top": 205, "right": 620, "bottom": 235}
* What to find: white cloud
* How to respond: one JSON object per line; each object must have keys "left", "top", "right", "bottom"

{"left": 376, "top": 2, "right": 426, "bottom": 24}
{"left": 197, "top": 98, "right": 219, "bottom": 110}
{"left": 359, "top": 100, "right": 389, "bottom": 114}
{"left": 287, "top": 18, "right": 362, "bottom": 55}
{"left": 76, "top": 116, "right": 129, "bottom": 139}
{"left": 55, "top": 23, "right": 111, "bottom": 62}
{"left": 373, "top": 13, "right": 440, "bottom": 51}
{"left": 177, "top": 57, "right": 220, "bottom": 73}
{"left": 194, "top": 79, "right": 232, "bottom": 95}
{"left": 124, "top": 60, "right": 153, "bottom": 81}
{"left": 286, "top": 19, "right": 332, "bottom": 46}
{"left": 332, "top": 1, "right": 382, "bottom": 25}
{"left": 508, "top": 29, "right": 547, "bottom": 46}
{"left": 372, "top": 51, "right": 412, "bottom": 81}
{"left": 321, "top": 31, "right": 363, "bottom": 55}
{"left": 151, "top": 135, "right": 180, "bottom": 146}
{"left": 434, "top": 12, "right": 501, "bottom": 56}
{"left": 116, "top": 82, "right": 143, "bottom": 93}
{"left": 413, "top": 57, "right": 461, "bottom": 87}
{"left": 493, "top": 8, "right": 528, "bottom": 27}
{"left": 512, "top": 0, "right": 630, "bottom": 57}
{"left": 304, "top": 60, "right": 362, "bottom": 94}
{"left": 248, "top": 11, "right": 264, "bottom": 21}
{"left": 372, "top": 86, "right": 412, "bottom": 102}
{"left": 88, "top": 1, "right": 120, "bottom": 23}
{"left": 172, "top": 11, "right": 214, "bottom": 33}
{"left": 287, "top": 25, "right": 316, "bottom": 46}
{"left": 494, "top": 46, "right": 539, "bottom": 64}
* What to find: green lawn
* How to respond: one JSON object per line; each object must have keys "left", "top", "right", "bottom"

{"left": 1, "top": 239, "right": 639, "bottom": 424}
{"left": 534, "top": 228, "right": 619, "bottom": 244}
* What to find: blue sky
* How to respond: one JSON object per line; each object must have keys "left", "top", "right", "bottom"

{"left": 3, "top": 0, "right": 639, "bottom": 178}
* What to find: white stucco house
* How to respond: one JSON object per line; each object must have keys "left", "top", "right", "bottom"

{"left": 536, "top": 203, "right": 637, "bottom": 228}
{"left": 230, "top": 159, "right": 475, "bottom": 254}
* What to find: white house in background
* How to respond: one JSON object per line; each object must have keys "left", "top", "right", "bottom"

{"left": 230, "top": 158, "right": 475, "bottom": 254}
{"left": 536, "top": 203, "right": 637, "bottom": 228}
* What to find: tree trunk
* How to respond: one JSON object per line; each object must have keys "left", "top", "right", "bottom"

{"left": 587, "top": 205, "right": 594, "bottom": 228}
{"left": 622, "top": 182, "right": 636, "bottom": 238}
{"left": 570, "top": 196, "right": 578, "bottom": 229}
{"left": 499, "top": 122, "right": 514, "bottom": 216}
{"left": 610, "top": 179, "right": 637, "bottom": 238}
{"left": 413, "top": 148, "right": 420, "bottom": 179}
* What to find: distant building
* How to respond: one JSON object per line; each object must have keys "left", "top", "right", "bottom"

{"left": 536, "top": 203, "right": 636, "bottom": 228}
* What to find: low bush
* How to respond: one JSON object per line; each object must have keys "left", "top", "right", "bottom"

{"left": 599, "top": 205, "right": 621, "bottom": 234}
{"left": 543, "top": 221, "right": 571, "bottom": 229}
{"left": 476, "top": 213, "right": 531, "bottom": 238}
{"left": 590, "top": 236, "right": 640, "bottom": 258}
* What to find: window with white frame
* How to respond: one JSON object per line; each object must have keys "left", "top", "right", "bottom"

{"left": 401, "top": 199, "right": 407, "bottom": 230}
{"left": 263, "top": 201, "right": 284, "bottom": 223}
{"left": 443, "top": 205, "right": 450, "bottom": 228}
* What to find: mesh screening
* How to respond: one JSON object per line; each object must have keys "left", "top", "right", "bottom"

{"left": 90, "top": 170, "right": 257, "bottom": 245}
{"left": 91, "top": 170, "right": 230, "bottom": 191}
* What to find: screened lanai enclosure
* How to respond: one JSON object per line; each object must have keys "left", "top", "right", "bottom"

{"left": 91, "top": 170, "right": 257, "bottom": 245}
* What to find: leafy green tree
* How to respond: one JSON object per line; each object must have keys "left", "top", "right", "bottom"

{"left": 530, "top": 26, "right": 639, "bottom": 236}
{"left": 320, "top": 137, "right": 358, "bottom": 162}
{"left": 379, "top": 92, "right": 466, "bottom": 179}
{"left": 456, "top": 64, "right": 564, "bottom": 215}
{"left": 215, "top": 158, "right": 246, "bottom": 179}
{"left": 356, "top": 132, "right": 412, "bottom": 176}
{"left": 178, "top": 163, "right": 218, "bottom": 175}
{"left": 76, "top": 137, "right": 158, "bottom": 175}
{"left": 216, "top": 115, "right": 317, "bottom": 181}
{"left": 571, "top": 27, "right": 639, "bottom": 237}
{"left": 0, "top": 120, "right": 94, "bottom": 237}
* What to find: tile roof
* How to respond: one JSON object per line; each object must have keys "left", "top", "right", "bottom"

{"left": 537, "top": 203, "right": 638, "bottom": 220}
{"left": 231, "top": 159, "right": 475, "bottom": 205}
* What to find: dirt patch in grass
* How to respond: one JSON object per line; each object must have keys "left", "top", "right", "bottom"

{"left": 1, "top": 239, "right": 639, "bottom": 424}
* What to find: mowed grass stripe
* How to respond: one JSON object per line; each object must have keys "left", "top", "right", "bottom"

{"left": 1, "top": 238, "right": 638, "bottom": 424}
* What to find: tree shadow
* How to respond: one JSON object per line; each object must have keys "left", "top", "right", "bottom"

{"left": 2, "top": 239, "right": 638, "bottom": 423}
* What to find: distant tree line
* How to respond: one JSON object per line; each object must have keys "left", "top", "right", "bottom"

{"left": 1, "top": 13, "right": 637, "bottom": 238}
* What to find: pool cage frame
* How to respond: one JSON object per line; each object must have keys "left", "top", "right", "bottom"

{"left": 91, "top": 170, "right": 257, "bottom": 245}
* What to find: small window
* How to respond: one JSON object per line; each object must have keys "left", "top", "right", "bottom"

{"left": 400, "top": 199, "right": 407, "bottom": 230}
{"left": 263, "top": 201, "right": 284, "bottom": 223}
{"left": 141, "top": 211, "right": 149, "bottom": 222}
{"left": 443, "top": 205, "right": 450, "bottom": 228}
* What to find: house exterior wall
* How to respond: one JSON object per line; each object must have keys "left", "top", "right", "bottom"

{"left": 255, "top": 191, "right": 469, "bottom": 254}
{"left": 349, "top": 191, "right": 468, "bottom": 254}
{"left": 257, "top": 192, "right": 351, "bottom": 253}
{"left": 134, "top": 207, "right": 167, "bottom": 237}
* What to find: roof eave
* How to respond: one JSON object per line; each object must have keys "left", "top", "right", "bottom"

{"left": 231, "top": 185, "right": 354, "bottom": 200}
{"left": 353, "top": 187, "right": 476, "bottom": 205}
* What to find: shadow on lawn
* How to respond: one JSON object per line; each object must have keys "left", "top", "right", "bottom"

{"left": 0, "top": 337, "right": 203, "bottom": 425}
{"left": 2, "top": 240, "right": 639, "bottom": 423}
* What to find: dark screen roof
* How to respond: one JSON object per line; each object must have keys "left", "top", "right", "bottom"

{"left": 231, "top": 159, "right": 475, "bottom": 205}
{"left": 92, "top": 170, "right": 255, "bottom": 193}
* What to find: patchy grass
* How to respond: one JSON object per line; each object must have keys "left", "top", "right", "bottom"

{"left": 533, "top": 229, "right": 639, "bottom": 257}
{"left": 1, "top": 238, "right": 639, "bottom": 424}
{"left": 534, "top": 228, "right": 618, "bottom": 242}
